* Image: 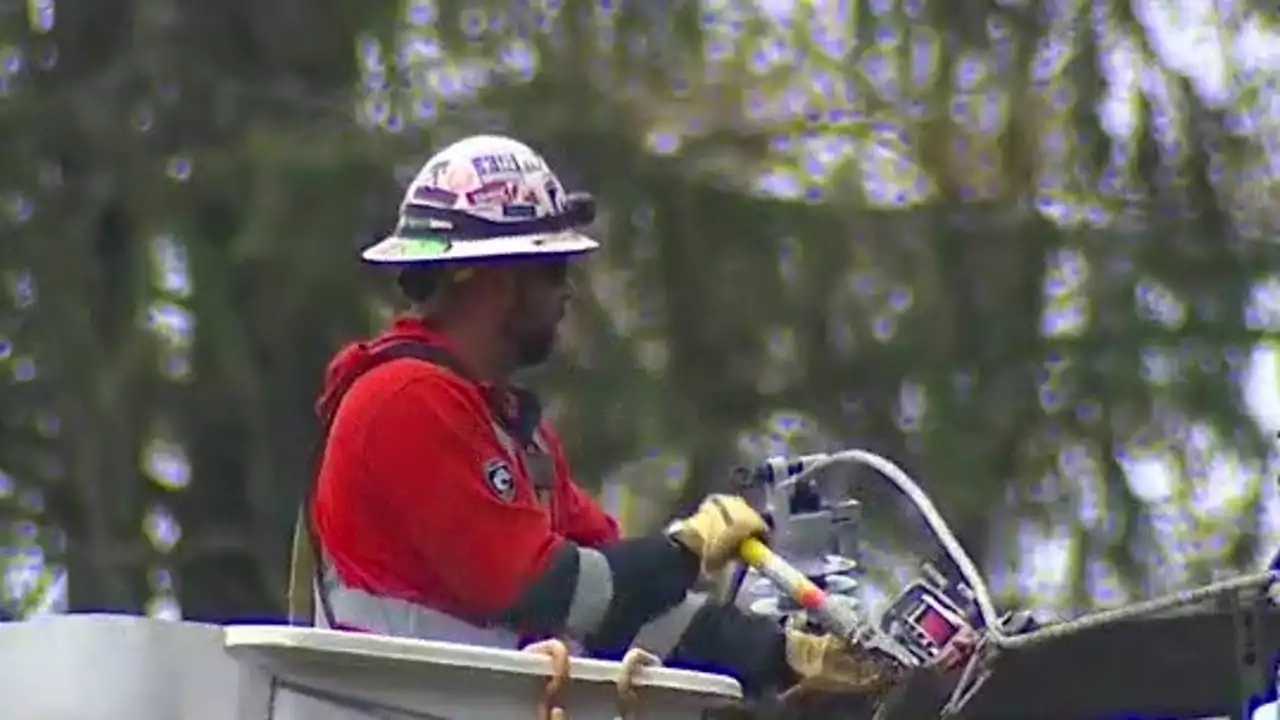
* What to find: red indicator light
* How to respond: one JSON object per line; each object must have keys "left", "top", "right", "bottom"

{"left": 919, "top": 605, "right": 959, "bottom": 646}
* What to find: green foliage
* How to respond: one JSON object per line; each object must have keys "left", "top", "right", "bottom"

{"left": 1, "top": 0, "right": 1279, "bottom": 630}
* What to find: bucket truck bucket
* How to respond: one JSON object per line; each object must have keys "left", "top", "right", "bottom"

{"left": 0, "top": 614, "right": 742, "bottom": 719}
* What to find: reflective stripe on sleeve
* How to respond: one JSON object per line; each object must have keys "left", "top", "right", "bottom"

{"left": 319, "top": 563, "right": 520, "bottom": 648}
{"left": 629, "top": 592, "right": 707, "bottom": 659}
{"left": 563, "top": 547, "right": 614, "bottom": 638}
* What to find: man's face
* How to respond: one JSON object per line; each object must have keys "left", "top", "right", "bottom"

{"left": 497, "top": 257, "right": 574, "bottom": 368}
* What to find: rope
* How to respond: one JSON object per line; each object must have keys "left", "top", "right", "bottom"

{"left": 525, "top": 639, "right": 571, "bottom": 720}
{"left": 524, "top": 641, "right": 661, "bottom": 720}
{"left": 991, "top": 570, "right": 1275, "bottom": 650}
{"left": 615, "top": 648, "right": 662, "bottom": 719}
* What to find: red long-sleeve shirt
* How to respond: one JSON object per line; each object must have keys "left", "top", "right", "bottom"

{"left": 312, "top": 318, "right": 620, "bottom": 623}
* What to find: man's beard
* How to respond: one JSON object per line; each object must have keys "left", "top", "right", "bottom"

{"left": 504, "top": 280, "right": 560, "bottom": 370}
{"left": 514, "top": 325, "right": 556, "bottom": 368}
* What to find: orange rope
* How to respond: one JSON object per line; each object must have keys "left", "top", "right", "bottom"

{"left": 615, "top": 648, "right": 661, "bottom": 719}
{"left": 525, "top": 639, "right": 571, "bottom": 720}
{"left": 525, "top": 640, "right": 661, "bottom": 719}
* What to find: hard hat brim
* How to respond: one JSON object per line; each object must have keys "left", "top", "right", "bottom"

{"left": 361, "top": 230, "right": 600, "bottom": 264}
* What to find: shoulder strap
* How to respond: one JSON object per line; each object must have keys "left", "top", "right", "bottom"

{"left": 286, "top": 340, "right": 468, "bottom": 626}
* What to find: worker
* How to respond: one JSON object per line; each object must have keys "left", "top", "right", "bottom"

{"left": 287, "top": 134, "right": 898, "bottom": 700}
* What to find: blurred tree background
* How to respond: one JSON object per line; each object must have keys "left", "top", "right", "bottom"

{"left": 2, "top": 0, "right": 1280, "bottom": 636}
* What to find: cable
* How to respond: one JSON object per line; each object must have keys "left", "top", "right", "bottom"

{"left": 779, "top": 450, "right": 1005, "bottom": 636}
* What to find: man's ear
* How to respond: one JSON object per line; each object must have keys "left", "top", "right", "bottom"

{"left": 464, "top": 264, "right": 499, "bottom": 291}
{"left": 471, "top": 264, "right": 518, "bottom": 306}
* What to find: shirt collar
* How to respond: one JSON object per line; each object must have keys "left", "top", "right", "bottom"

{"left": 384, "top": 316, "right": 535, "bottom": 429}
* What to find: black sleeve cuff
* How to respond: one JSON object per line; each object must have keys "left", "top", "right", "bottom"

{"left": 582, "top": 535, "right": 700, "bottom": 655}
{"left": 667, "top": 602, "right": 795, "bottom": 698}
{"left": 501, "top": 534, "right": 700, "bottom": 649}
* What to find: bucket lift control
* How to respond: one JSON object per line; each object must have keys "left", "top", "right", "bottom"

{"left": 725, "top": 449, "right": 1280, "bottom": 719}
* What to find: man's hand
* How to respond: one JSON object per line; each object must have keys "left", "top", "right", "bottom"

{"left": 665, "top": 494, "right": 769, "bottom": 576}
{"left": 780, "top": 622, "right": 905, "bottom": 699}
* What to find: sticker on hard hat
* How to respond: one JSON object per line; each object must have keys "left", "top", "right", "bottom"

{"left": 502, "top": 204, "right": 538, "bottom": 218}
{"left": 378, "top": 237, "right": 451, "bottom": 258}
{"left": 472, "top": 153, "right": 546, "bottom": 178}
{"left": 411, "top": 185, "right": 459, "bottom": 207}
{"left": 466, "top": 180, "right": 541, "bottom": 208}
{"left": 532, "top": 232, "right": 584, "bottom": 246}
{"left": 424, "top": 159, "right": 450, "bottom": 185}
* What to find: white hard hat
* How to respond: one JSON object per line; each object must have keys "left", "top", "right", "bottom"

{"left": 362, "top": 135, "right": 600, "bottom": 264}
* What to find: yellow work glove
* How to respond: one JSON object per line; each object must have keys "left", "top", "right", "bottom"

{"left": 780, "top": 623, "right": 905, "bottom": 699}
{"left": 665, "top": 494, "right": 769, "bottom": 576}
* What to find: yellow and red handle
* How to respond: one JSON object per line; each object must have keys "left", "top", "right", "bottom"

{"left": 738, "top": 537, "right": 863, "bottom": 640}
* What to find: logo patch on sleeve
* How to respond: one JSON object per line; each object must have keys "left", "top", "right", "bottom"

{"left": 484, "top": 459, "right": 516, "bottom": 502}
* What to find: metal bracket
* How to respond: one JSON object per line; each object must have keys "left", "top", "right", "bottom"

{"left": 940, "top": 642, "right": 997, "bottom": 717}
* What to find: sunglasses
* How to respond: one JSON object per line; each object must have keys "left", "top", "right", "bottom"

{"left": 520, "top": 258, "right": 570, "bottom": 286}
